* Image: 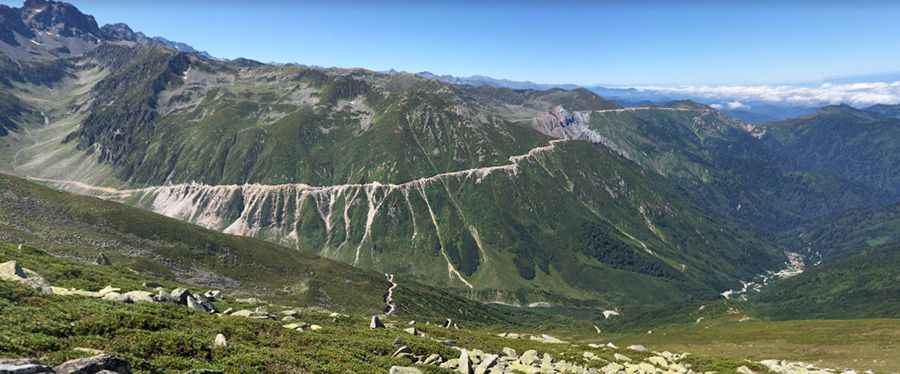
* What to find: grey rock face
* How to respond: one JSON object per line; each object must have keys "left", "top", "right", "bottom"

{"left": 170, "top": 288, "right": 191, "bottom": 304}
{"left": 94, "top": 253, "right": 111, "bottom": 266}
{"left": 54, "top": 354, "right": 131, "bottom": 374}
{"left": 0, "top": 358, "right": 54, "bottom": 373}
{"left": 388, "top": 367, "right": 423, "bottom": 374}
{"left": 369, "top": 315, "right": 385, "bottom": 329}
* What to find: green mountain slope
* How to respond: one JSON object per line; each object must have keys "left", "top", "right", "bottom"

{"left": 0, "top": 31, "right": 788, "bottom": 307}
{"left": 754, "top": 243, "right": 900, "bottom": 320}
{"left": 778, "top": 201, "right": 900, "bottom": 261}
{"left": 761, "top": 105, "right": 900, "bottom": 198}
{"left": 575, "top": 106, "right": 893, "bottom": 233}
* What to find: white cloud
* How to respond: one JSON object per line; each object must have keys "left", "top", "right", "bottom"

{"left": 726, "top": 101, "right": 749, "bottom": 110}
{"left": 633, "top": 81, "right": 900, "bottom": 107}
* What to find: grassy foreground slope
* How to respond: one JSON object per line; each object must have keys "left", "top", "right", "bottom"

{"left": 0, "top": 172, "right": 532, "bottom": 324}
{"left": 0, "top": 240, "right": 770, "bottom": 373}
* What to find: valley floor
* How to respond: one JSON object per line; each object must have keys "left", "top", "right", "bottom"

{"left": 612, "top": 319, "right": 900, "bottom": 373}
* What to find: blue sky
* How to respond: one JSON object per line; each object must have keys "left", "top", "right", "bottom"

{"left": 6, "top": 0, "right": 900, "bottom": 85}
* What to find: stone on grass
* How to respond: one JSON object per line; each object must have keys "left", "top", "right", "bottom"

{"left": 423, "top": 353, "right": 443, "bottom": 365}
{"left": 54, "top": 354, "right": 131, "bottom": 374}
{"left": 187, "top": 295, "right": 215, "bottom": 313}
{"left": 213, "top": 334, "right": 227, "bottom": 348}
{"left": 0, "top": 358, "right": 54, "bottom": 373}
{"left": 474, "top": 354, "right": 497, "bottom": 374}
{"left": 457, "top": 349, "right": 473, "bottom": 374}
{"left": 391, "top": 346, "right": 412, "bottom": 358}
{"left": 95, "top": 253, "right": 111, "bottom": 266}
{"left": 170, "top": 288, "right": 191, "bottom": 304}
{"left": 203, "top": 290, "right": 222, "bottom": 300}
{"left": 97, "top": 286, "right": 120, "bottom": 297}
{"left": 736, "top": 366, "right": 756, "bottom": 374}
{"left": 600, "top": 362, "right": 624, "bottom": 374}
{"left": 389, "top": 367, "right": 423, "bottom": 374}
{"left": 101, "top": 292, "right": 129, "bottom": 303}
{"left": 123, "top": 291, "right": 155, "bottom": 304}
{"left": 370, "top": 315, "right": 385, "bottom": 329}
{"left": 519, "top": 350, "right": 539, "bottom": 366}
{"left": 0, "top": 261, "right": 51, "bottom": 293}
{"left": 627, "top": 345, "right": 648, "bottom": 352}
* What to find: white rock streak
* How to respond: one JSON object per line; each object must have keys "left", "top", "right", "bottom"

{"left": 28, "top": 137, "right": 567, "bottom": 289}
{"left": 384, "top": 273, "right": 397, "bottom": 315}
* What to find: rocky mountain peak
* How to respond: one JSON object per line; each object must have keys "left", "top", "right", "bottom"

{"left": 20, "top": 0, "right": 100, "bottom": 38}
{"left": 99, "top": 22, "right": 143, "bottom": 41}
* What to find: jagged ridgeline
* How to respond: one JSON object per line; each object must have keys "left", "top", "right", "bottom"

{"left": 3, "top": 30, "right": 782, "bottom": 305}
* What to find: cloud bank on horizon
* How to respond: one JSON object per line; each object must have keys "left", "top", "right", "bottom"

{"left": 633, "top": 81, "right": 900, "bottom": 108}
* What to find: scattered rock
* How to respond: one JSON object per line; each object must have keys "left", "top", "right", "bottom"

{"left": 391, "top": 346, "right": 412, "bottom": 358}
{"left": 213, "top": 334, "right": 227, "bottom": 349}
{"left": 519, "top": 350, "right": 539, "bottom": 366}
{"left": 234, "top": 297, "right": 262, "bottom": 305}
{"left": 457, "top": 350, "right": 473, "bottom": 374}
{"left": 51, "top": 287, "right": 99, "bottom": 298}
{"left": 329, "top": 312, "right": 348, "bottom": 321}
{"left": 54, "top": 354, "right": 131, "bottom": 374}
{"left": 423, "top": 353, "right": 443, "bottom": 366}
{"left": 97, "top": 286, "right": 120, "bottom": 297}
{"left": 602, "top": 310, "right": 620, "bottom": 319}
{"left": 308, "top": 324, "right": 322, "bottom": 331}
{"left": 0, "top": 261, "right": 51, "bottom": 293}
{"left": 142, "top": 281, "right": 162, "bottom": 288}
{"left": 0, "top": 358, "right": 54, "bottom": 373}
{"left": 529, "top": 334, "right": 566, "bottom": 344}
{"left": 614, "top": 353, "right": 631, "bottom": 362}
{"left": 123, "top": 291, "right": 154, "bottom": 304}
{"left": 442, "top": 318, "right": 452, "bottom": 328}
{"left": 280, "top": 309, "right": 300, "bottom": 317}
{"left": 403, "top": 327, "right": 420, "bottom": 336}
{"left": 170, "top": 288, "right": 191, "bottom": 304}
{"left": 502, "top": 347, "right": 517, "bottom": 359}
{"left": 203, "top": 290, "right": 221, "bottom": 300}
{"left": 647, "top": 356, "right": 668, "bottom": 368}
{"left": 474, "top": 354, "right": 497, "bottom": 374}
{"left": 187, "top": 295, "right": 215, "bottom": 313}
{"left": 101, "top": 292, "right": 129, "bottom": 303}
{"left": 282, "top": 322, "right": 305, "bottom": 330}
{"left": 370, "top": 315, "right": 385, "bottom": 329}
{"left": 95, "top": 253, "right": 111, "bottom": 266}
{"left": 540, "top": 353, "right": 553, "bottom": 373}
{"left": 600, "top": 362, "right": 624, "bottom": 374}
{"left": 154, "top": 288, "right": 172, "bottom": 303}
{"left": 736, "top": 366, "right": 756, "bottom": 374}
{"left": 389, "top": 367, "right": 423, "bottom": 374}
{"left": 627, "top": 345, "right": 648, "bottom": 352}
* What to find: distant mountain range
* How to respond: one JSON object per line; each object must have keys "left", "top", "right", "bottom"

{"left": 415, "top": 71, "right": 580, "bottom": 91}
{"left": 414, "top": 72, "right": 900, "bottom": 124}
